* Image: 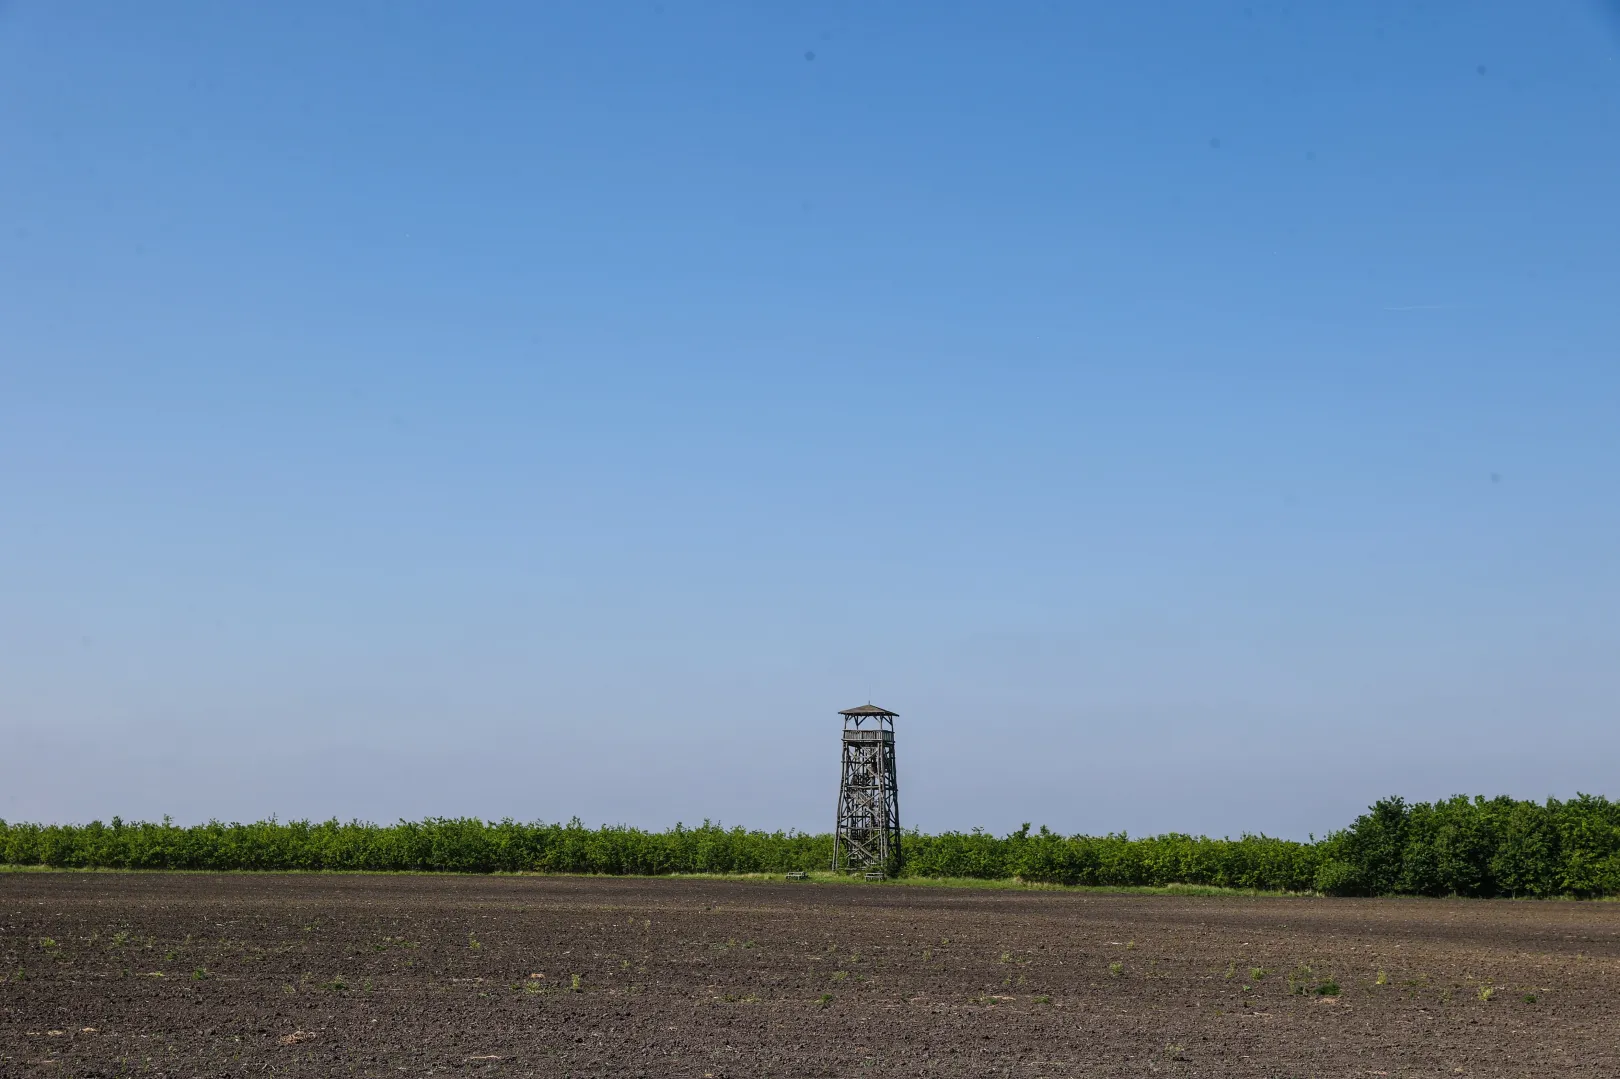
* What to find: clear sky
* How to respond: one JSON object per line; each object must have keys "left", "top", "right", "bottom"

{"left": 3, "top": 2, "right": 1618, "bottom": 839}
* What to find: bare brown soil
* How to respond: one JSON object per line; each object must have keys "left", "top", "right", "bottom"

{"left": 3, "top": 873, "right": 1619, "bottom": 1077}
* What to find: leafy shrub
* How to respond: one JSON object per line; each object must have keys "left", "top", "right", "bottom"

{"left": 1318, "top": 793, "right": 1620, "bottom": 898}
{"left": 1312, "top": 860, "right": 1363, "bottom": 897}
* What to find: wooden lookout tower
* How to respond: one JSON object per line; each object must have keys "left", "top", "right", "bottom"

{"left": 833, "top": 703, "right": 901, "bottom": 874}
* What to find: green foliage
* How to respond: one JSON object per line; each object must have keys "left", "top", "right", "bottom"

{"left": 1311, "top": 860, "right": 1362, "bottom": 896}
{"left": 1313, "top": 797, "right": 1408, "bottom": 896}
{"left": 0, "top": 817, "right": 833, "bottom": 875}
{"left": 1314, "top": 793, "right": 1620, "bottom": 898}
{"left": 902, "top": 823, "right": 1321, "bottom": 891}
{"left": 4, "top": 794, "right": 1620, "bottom": 897}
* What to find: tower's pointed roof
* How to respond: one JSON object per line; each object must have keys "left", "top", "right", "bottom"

{"left": 839, "top": 703, "right": 898, "bottom": 717}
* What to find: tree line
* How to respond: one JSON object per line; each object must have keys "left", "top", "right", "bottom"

{"left": 5, "top": 794, "right": 1620, "bottom": 896}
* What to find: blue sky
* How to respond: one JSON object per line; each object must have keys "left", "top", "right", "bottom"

{"left": 3, "top": 2, "right": 1618, "bottom": 838}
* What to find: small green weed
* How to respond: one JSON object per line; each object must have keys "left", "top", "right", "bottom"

{"left": 1034, "top": 994, "right": 1052, "bottom": 1004}
{"left": 817, "top": 992, "right": 833, "bottom": 1007}
{"left": 1109, "top": 962, "right": 1124, "bottom": 977}
{"left": 192, "top": 968, "right": 209, "bottom": 981}
{"left": 1478, "top": 986, "right": 1494, "bottom": 1002}
{"left": 1522, "top": 993, "right": 1537, "bottom": 1004}
{"left": 1316, "top": 980, "right": 1340, "bottom": 996}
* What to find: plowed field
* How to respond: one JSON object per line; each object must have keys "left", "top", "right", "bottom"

{"left": 3, "top": 873, "right": 1618, "bottom": 1076}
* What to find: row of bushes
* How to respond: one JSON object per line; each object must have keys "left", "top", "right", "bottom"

{"left": 906, "top": 827, "right": 1323, "bottom": 891}
{"left": 0, "top": 815, "right": 1320, "bottom": 888}
{"left": 0, "top": 817, "right": 833, "bottom": 876}
{"left": 1312, "top": 794, "right": 1620, "bottom": 898}
{"left": 5, "top": 794, "right": 1620, "bottom": 896}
